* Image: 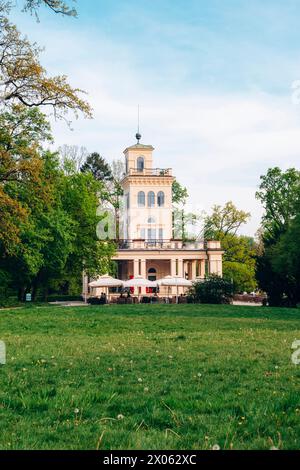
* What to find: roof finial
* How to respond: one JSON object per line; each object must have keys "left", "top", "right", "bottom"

{"left": 135, "top": 104, "right": 141, "bottom": 143}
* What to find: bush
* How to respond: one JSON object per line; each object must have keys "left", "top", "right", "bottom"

{"left": 47, "top": 295, "right": 83, "bottom": 302}
{"left": 188, "top": 275, "right": 233, "bottom": 304}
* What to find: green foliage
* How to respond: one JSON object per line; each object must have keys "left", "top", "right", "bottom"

{"left": 256, "top": 167, "right": 300, "bottom": 242}
{"left": 189, "top": 275, "right": 234, "bottom": 304}
{"left": 223, "top": 261, "right": 256, "bottom": 293}
{"left": 204, "top": 201, "right": 250, "bottom": 239}
{"left": 256, "top": 167, "right": 300, "bottom": 306}
{"left": 0, "top": 106, "right": 115, "bottom": 302}
{"left": 204, "top": 202, "right": 256, "bottom": 293}
{"left": 80, "top": 152, "right": 113, "bottom": 182}
{"left": 172, "top": 179, "right": 188, "bottom": 205}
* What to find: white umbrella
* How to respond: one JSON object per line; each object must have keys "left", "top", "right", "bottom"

{"left": 157, "top": 275, "right": 192, "bottom": 303}
{"left": 123, "top": 276, "right": 157, "bottom": 301}
{"left": 88, "top": 274, "right": 124, "bottom": 302}
{"left": 88, "top": 274, "right": 124, "bottom": 288}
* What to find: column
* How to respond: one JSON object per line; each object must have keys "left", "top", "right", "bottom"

{"left": 200, "top": 259, "right": 206, "bottom": 278}
{"left": 140, "top": 259, "right": 147, "bottom": 295}
{"left": 177, "top": 258, "right": 184, "bottom": 278}
{"left": 140, "top": 259, "right": 146, "bottom": 278}
{"left": 171, "top": 258, "right": 177, "bottom": 277}
{"left": 133, "top": 259, "right": 139, "bottom": 277}
{"left": 191, "top": 260, "right": 197, "bottom": 281}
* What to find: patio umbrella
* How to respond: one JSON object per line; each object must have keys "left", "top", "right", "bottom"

{"left": 157, "top": 275, "right": 192, "bottom": 303}
{"left": 123, "top": 276, "right": 157, "bottom": 301}
{"left": 88, "top": 275, "right": 124, "bottom": 302}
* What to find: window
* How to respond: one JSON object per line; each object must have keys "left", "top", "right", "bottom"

{"left": 148, "top": 267, "right": 157, "bottom": 282}
{"left": 137, "top": 191, "right": 145, "bottom": 207}
{"left": 125, "top": 193, "right": 130, "bottom": 209}
{"left": 148, "top": 191, "right": 155, "bottom": 207}
{"left": 148, "top": 217, "right": 156, "bottom": 224}
{"left": 137, "top": 156, "right": 144, "bottom": 171}
{"left": 158, "top": 228, "right": 163, "bottom": 241}
{"left": 125, "top": 157, "right": 128, "bottom": 174}
{"left": 157, "top": 191, "right": 165, "bottom": 207}
{"left": 147, "top": 228, "right": 156, "bottom": 240}
{"left": 140, "top": 228, "right": 145, "bottom": 239}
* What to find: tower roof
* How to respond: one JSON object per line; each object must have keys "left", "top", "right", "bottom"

{"left": 123, "top": 143, "right": 154, "bottom": 154}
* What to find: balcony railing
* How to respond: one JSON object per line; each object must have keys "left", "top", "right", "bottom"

{"left": 126, "top": 168, "right": 172, "bottom": 177}
{"left": 117, "top": 239, "right": 221, "bottom": 250}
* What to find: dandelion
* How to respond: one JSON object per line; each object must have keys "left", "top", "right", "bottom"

{"left": 197, "top": 373, "right": 202, "bottom": 378}
{"left": 274, "top": 365, "right": 279, "bottom": 370}
{"left": 117, "top": 414, "right": 124, "bottom": 420}
{"left": 212, "top": 444, "right": 220, "bottom": 450}
{"left": 138, "top": 377, "right": 143, "bottom": 383}
{"left": 270, "top": 446, "right": 279, "bottom": 450}
{"left": 74, "top": 408, "right": 80, "bottom": 414}
{"left": 144, "top": 387, "right": 149, "bottom": 392}
{"left": 168, "top": 355, "right": 173, "bottom": 359}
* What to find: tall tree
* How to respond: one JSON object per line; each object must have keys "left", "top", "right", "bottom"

{"left": 0, "top": 105, "right": 51, "bottom": 252}
{"left": 256, "top": 167, "right": 300, "bottom": 306}
{"left": 204, "top": 201, "right": 250, "bottom": 239}
{"left": 204, "top": 202, "right": 256, "bottom": 292}
{"left": 80, "top": 152, "right": 113, "bottom": 182}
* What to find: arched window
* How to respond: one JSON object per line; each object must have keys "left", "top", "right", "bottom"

{"left": 137, "top": 156, "right": 144, "bottom": 172}
{"left": 148, "top": 217, "right": 156, "bottom": 224}
{"left": 148, "top": 267, "right": 157, "bottom": 281}
{"left": 148, "top": 191, "right": 155, "bottom": 207}
{"left": 137, "top": 191, "right": 145, "bottom": 207}
{"left": 157, "top": 191, "right": 165, "bottom": 207}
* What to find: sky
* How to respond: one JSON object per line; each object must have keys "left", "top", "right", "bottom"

{"left": 10, "top": 0, "right": 300, "bottom": 235}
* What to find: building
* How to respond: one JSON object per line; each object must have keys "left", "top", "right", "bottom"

{"left": 83, "top": 134, "right": 224, "bottom": 298}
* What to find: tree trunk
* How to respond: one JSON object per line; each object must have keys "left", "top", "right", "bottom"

{"left": 18, "top": 286, "right": 25, "bottom": 302}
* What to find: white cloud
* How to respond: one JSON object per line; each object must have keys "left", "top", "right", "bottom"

{"left": 12, "top": 15, "right": 300, "bottom": 237}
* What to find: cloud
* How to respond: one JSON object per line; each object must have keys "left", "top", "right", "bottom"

{"left": 11, "top": 6, "right": 300, "bottom": 237}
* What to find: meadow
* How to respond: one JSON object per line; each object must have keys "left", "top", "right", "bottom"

{"left": 0, "top": 304, "right": 300, "bottom": 450}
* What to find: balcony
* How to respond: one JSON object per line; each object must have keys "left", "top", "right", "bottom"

{"left": 126, "top": 168, "right": 172, "bottom": 177}
{"left": 117, "top": 239, "right": 221, "bottom": 250}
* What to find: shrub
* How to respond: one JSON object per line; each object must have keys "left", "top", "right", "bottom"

{"left": 47, "top": 295, "right": 83, "bottom": 302}
{"left": 188, "top": 275, "right": 233, "bottom": 304}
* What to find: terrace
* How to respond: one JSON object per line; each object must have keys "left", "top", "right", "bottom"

{"left": 117, "top": 239, "right": 221, "bottom": 250}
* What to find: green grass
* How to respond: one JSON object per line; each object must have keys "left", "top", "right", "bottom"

{"left": 1, "top": 303, "right": 300, "bottom": 450}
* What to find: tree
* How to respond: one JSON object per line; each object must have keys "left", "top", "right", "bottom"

{"left": 0, "top": 105, "right": 51, "bottom": 252}
{"left": 256, "top": 167, "right": 300, "bottom": 306}
{"left": 204, "top": 201, "right": 250, "bottom": 239}
{"left": 58, "top": 144, "right": 88, "bottom": 174}
{"left": 0, "top": 14, "right": 91, "bottom": 120}
{"left": 188, "top": 275, "right": 233, "bottom": 304}
{"left": 256, "top": 167, "right": 300, "bottom": 241}
{"left": 80, "top": 152, "right": 113, "bottom": 182}
{"left": 172, "top": 178, "right": 188, "bottom": 205}
{"left": 204, "top": 202, "right": 256, "bottom": 293}
{"left": 22, "top": 0, "right": 77, "bottom": 16}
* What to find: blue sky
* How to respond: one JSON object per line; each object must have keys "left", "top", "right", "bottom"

{"left": 11, "top": 0, "right": 300, "bottom": 234}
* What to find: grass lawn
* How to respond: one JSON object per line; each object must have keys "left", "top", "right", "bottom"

{"left": 0, "top": 303, "right": 300, "bottom": 450}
